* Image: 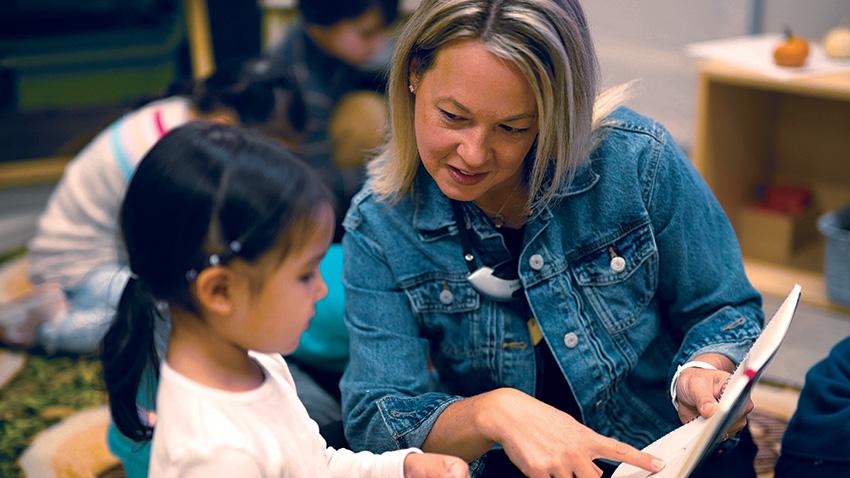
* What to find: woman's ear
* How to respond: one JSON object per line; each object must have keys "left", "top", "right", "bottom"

{"left": 193, "top": 267, "right": 237, "bottom": 318}
{"left": 408, "top": 59, "right": 419, "bottom": 94}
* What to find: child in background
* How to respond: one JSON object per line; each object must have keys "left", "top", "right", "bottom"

{"left": 100, "top": 122, "right": 468, "bottom": 478}
{"left": 0, "top": 60, "right": 293, "bottom": 354}
{"left": 267, "top": 0, "right": 399, "bottom": 233}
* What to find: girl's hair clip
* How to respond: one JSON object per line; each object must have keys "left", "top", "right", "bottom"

{"left": 184, "top": 240, "right": 242, "bottom": 282}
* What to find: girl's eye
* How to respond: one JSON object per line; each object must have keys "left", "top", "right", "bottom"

{"left": 298, "top": 270, "right": 317, "bottom": 283}
{"left": 500, "top": 124, "right": 529, "bottom": 134}
{"left": 439, "top": 109, "right": 463, "bottom": 122}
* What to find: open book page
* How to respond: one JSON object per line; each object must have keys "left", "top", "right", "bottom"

{"left": 612, "top": 285, "right": 802, "bottom": 478}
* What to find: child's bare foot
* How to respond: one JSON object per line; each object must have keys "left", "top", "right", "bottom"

{"left": 0, "top": 283, "right": 67, "bottom": 348}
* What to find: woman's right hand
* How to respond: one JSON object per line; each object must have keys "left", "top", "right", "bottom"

{"left": 480, "top": 388, "right": 665, "bottom": 478}
{"left": 403, "top": 452, "right": 470, "bottom": 478}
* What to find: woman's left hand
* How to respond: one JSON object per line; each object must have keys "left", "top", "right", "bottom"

{"left": 673, "top": 353, "right": 754, "bottom": 438}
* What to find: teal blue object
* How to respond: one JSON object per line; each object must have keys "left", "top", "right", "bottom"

{"left": 107, "top": 424, "right": 151, "bottom": 478}
{"left": 290, "top": 243, "right": 349, "bottom": 371}
{"left": 107, "top": 368, "right": 157, "bottom": 478}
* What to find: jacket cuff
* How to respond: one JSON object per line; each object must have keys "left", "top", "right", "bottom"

{"left": 377, "top": 393, "right": 465, "bottom": 449}
{"left": 671, "top": 305, "right": 762, "bottom": 379}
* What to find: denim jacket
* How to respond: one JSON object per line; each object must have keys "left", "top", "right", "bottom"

{"left": 340, "top": 108, "right": 764, "bottom": 456}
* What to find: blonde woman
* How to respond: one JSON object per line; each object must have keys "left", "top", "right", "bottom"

{"left": 341, "top": 1, "right": 763, "bottom": 476}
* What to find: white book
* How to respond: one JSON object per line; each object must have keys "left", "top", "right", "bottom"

{"left": 612, "top": 285, "right": 802, "bottom": 478}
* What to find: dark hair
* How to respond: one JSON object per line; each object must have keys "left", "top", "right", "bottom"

{"left": 297, "top": 0, "right": 399, "bottom": 27}
{"left": 100, "top": 121, "right": 333, "bottom": 441}
{"left": 167, "top": 58, "right": 306, "bottom": 130}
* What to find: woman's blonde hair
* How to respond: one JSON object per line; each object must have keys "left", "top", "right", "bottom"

{"left": 369, "top": 0, "right": 627, "bottom": 210}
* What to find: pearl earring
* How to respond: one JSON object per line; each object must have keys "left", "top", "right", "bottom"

{"left": 409, "top": 84, "right": 415, "bottom": 94}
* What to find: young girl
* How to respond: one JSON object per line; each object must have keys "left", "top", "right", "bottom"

{"left": 100, "top": 122, "right": 468, "bottom": 478}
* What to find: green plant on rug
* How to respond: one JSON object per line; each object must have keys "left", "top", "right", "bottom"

{"left": 0, "top": 352, "right": 105, "bottom": 478}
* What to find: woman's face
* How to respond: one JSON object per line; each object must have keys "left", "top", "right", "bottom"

{"left": 412, "top": 39, "right": 538, "bottom": 211}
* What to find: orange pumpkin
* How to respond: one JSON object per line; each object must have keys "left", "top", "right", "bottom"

{"left": 773, "top": 27, "right": 809, "bottom": 67}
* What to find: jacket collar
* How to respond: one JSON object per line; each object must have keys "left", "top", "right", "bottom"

{"left": 545, "top": 154, "right": 600, "bottom": 200}
{"left": 412, "top": 168, "right": 456, "bottom": 233}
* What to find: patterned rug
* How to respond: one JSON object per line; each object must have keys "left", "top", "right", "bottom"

{"left": 0, "top": 351, "right": 110, "bottom": 478}
{"left": 751, "top": 411, "right": 787, "bottom": 477}
{"left": 0, "top": 350, "right": 25, "bottom": 389}
{"left": 750, "top": 382, "right": 801, "bottom": 478}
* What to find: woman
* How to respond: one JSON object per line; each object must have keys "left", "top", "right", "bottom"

{"left": 340, "top": 0, "right": 763, "bottom": 477}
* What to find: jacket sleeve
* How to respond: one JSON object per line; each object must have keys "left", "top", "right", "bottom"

{"left": 643, "top": 126, "right": 765, "bottom": 381}
{"left": 340, "top": 221, "right": 464, "bottom": 452}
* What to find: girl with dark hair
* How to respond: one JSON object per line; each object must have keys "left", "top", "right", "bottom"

{"left": 0, "top": 60, "right": 286, "bottom": 354}
{"left": 101, "top": 121, "right": 468, "bottom": 478}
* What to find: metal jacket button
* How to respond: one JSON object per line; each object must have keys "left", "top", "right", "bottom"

{"left": 563, "top": 332, "right": 579, "bottom": 348}
{"left": 610, "top": 256, "right": 626, "bottom": 272}
{"left": 439, "top": 289, "right": 454, "bottom": 305}
{"left": 529, "top": 254, "right": 544, "bottom": 271}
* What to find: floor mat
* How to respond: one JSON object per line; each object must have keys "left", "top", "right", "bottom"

{"left": 0, "top": 349, "right": 26, "bottom": 389}
{"left": 751, "top": 382, "right": 801, "bottom": 478}
{"left": 18, "top": 405, "right": 122, "bottom": 478}
{"left": 0, "top": 255, "right": 31, "bottom": 303}
{"left": 0, "top": 353, "right": 105, "bottom": 477}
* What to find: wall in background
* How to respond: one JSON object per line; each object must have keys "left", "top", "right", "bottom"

{"left": 584, "top": 1, "right": 751, "bottom": 147}
{"left": 761, "top": 0, "right": 850, "bottom": 39}
{"left": 584, "top": 0, "right": 850, "bottom": 149}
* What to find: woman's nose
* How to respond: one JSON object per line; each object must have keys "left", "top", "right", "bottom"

{"left": 458, "top": 129, "right": 490, "bottom": 167}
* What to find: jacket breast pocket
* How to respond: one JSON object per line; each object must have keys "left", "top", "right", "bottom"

{"left": 403, "top": 275, "right": 480, "bottom": 358}
{"left": 570, "top": 222, "right": 658, "bottom": 335}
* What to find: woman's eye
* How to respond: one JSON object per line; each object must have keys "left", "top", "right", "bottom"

{"left": 439, "top": 109, "right": 463, "bottom": 122}
{"left": 500, "top": 124, "right": 529, "bottom": 134}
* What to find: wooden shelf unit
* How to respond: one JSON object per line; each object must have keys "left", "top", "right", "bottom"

{"left": 692, "top": 61, "right": 850, "bottom": 312}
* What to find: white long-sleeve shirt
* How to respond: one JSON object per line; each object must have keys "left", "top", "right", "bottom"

{"left": 27, "top": 97, "right": 190, "bottom": 288}
{"left": 149, "top": 352, "right": 418, "bottom": 478}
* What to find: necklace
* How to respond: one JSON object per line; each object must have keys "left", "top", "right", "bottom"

{"left": 476, "top": 182, "right": 521, "bottom": 229}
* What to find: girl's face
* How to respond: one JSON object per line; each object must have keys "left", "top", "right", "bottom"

{"left": 241, "top": 206, "right": 334, "bottom": 355}
{"left": 412, "top": 39, "right": 539, "bottom": 213}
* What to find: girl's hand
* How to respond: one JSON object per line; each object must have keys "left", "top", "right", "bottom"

{"left": 674, "top": 354, "right": 754, "bottom": 438}
{"left": 482, "top": 389, "right": 664, "bottom": 478}
{"left": 403, "top": 452, "right": 470, "bottom": 478}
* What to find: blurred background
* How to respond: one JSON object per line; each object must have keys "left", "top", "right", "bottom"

{"left": 1, "top": 1, "right": 849, "bottom": 477}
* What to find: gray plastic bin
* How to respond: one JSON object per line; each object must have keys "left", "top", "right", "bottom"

{"left": 818, "top": 204, "right": 850, "bottom": 308}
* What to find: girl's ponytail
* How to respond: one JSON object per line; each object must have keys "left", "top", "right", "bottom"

{"left": 100, "top": 276, "right": 161, "bottom": 442}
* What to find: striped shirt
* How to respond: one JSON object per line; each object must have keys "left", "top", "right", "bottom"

{"left": 28, "top": 97, "right": 190, "bottom": 288}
